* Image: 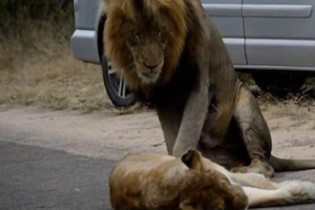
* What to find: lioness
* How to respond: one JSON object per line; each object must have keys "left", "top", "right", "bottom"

{"left": 104, "top": 0, "right": 315, "bottom": 177}
{"left": 109, "top": 149, "right": 315, "bottom": 210}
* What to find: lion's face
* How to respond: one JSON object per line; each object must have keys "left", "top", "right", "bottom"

{"left": 104, "top": 0, "right": 188, "bottom": 89}
{"left": 121, "top": 20, "right": 167, "bottom": 84}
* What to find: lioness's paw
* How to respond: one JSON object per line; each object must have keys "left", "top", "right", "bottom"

{"left": 279, "top": 181, "right": 315, "bottom": 200}
{"left": 279, "top": 181, "right": 303, "bottom": 196}
{"left": 299, "top": 181, "right": 315, "bottom": 199}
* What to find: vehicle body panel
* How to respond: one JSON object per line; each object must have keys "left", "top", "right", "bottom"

{"left": 70, "top": 0, "right": 315, "bottom": 71}
{"left": 202, "top": 0, "right": 246, "bottom": 64}
{"left": 71, "top": 0, "right": 103, "bottom": 63}
{"left": 243, "top": 0, "right": 315, "bottom": 68}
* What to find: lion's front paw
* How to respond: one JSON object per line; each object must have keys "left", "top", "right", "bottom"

{"left": 231, "top": 159, "right": 274, "bottom": 178}
{"left": 231, "top": 166, "right": 274, "bottom": 178}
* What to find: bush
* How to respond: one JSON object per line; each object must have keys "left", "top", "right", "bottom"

{"left": 0, "top": 0, "right": 73, "bottom": 36}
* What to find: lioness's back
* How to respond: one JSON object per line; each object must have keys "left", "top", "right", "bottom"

{"left": 113, "top": 153, "right": 174, "bottom": 172}
{"left": 109, "top": 153, "right": 181, "bottom": 210}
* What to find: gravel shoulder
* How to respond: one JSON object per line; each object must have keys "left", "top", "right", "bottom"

{"left": 0, "top": 105, "right": 314, "bottom": 161}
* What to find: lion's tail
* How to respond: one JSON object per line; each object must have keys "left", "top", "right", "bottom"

{"left": 270, "top": 155, "right": 315, "bottom": 172}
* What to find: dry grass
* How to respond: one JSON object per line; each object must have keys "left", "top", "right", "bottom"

{"left": 0, "top": 21, "right": 113, "bottom": 113}
{"left": 256, "top": 89, "right": 315, "bottom": 126}
{"left": 1, "top": 21, "right": 314, "bottom": 114}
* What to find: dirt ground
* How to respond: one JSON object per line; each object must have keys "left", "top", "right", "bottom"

{"left": 0, "top": 104, "right": 314, "bottom": 162}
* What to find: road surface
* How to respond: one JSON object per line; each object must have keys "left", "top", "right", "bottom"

{"left": 0, "top": 107, "right": 315, "bottom": 210}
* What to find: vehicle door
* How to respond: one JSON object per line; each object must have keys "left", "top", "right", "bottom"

{"left": 202, "top": 0, "right": 246, "bottom": 65}
{"left": 243, "top": 0, "right": 315, "bottom": 68}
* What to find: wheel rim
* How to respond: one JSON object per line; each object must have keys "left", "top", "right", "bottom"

{"left": 107, "top": 62, "right": 134, "bottom": 100}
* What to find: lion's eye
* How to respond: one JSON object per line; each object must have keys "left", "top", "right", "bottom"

{"left": 133, "top": 32, "right": 141, "bottom": 42}
{"left": 156, "top": 29, "right": 162, "bottom": 37}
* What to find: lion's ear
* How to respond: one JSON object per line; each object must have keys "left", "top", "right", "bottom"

{"left": 179, "top": 203, "right": 196, "bottom": 210}
{"left": 181, "top": 149, "right": 203, "bottom": 170}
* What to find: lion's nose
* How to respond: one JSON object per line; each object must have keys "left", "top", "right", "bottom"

{"left": 143, "top": 62, "right": 159, "bottom": 70}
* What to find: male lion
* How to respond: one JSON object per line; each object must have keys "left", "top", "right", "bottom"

{"left": 109, "top": 149, "right": 315, "bottom": 210}
{"left": 103, "top": 0, "right": 315, "bottom": 177}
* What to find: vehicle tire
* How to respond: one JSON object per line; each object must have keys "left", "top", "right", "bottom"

{"left": 101, "top": 56, "right": 137, "bottom": 107}
{"left": 252, "top": 71, "right": 306, "bottom": 95}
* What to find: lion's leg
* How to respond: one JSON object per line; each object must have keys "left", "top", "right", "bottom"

{"left": 156, "top": 105, "right": 182, "bottom": 154}
{"left": 231, "top": 85, "right": 274, "bottom": 177}
{"left": 201, "top": 156, "right": 278, "bottom": 189}
{"left": 230, "top": 172, "right": 279, "bottom": 189}
{"left": 243, "top": 180, "right": 315, "bottom": 208}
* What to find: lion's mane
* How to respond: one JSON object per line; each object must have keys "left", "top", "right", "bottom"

{"left": 103, "top": 0, "right": 191, "bottom": 90}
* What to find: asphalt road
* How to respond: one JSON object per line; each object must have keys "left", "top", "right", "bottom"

{"left": 1, "top": 137, "right": 315, "bottom": 210}
{"left": 0, "top": 140, "right": 113, "bottom": 210}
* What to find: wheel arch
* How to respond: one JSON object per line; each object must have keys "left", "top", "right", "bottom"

{"left": 97, "top": 14, "right": 106, "bottom": 62}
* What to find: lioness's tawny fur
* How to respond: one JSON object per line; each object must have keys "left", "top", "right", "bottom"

{"left": 103, "top": 0, "right": 315, "bottom": 177}
{"left": 109, "top": 149, "right": 315, "bottom": 210}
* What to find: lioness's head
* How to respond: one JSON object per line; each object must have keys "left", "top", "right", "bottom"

{"left": 104, "top": 0, "right": 188, "bottom": 89}
{"left": 180, "top": 149, "right": 249, "bottom": 210}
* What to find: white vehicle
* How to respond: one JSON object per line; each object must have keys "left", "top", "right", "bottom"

{"left": 71, "top": 0, "right": 315, "bottom": 107}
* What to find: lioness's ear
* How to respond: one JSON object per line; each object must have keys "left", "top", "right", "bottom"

{"left": 103, "top": 0, "right": 113, "bottom": 11}
{"left": 103, "top": 0, "right": 110, "bottom": 6}
{"left": 181, "top": 149, "right": 203, "bottom": 170}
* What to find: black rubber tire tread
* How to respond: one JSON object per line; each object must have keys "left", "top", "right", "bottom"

{"left": 252, "top": 71, "right": 306, "bottom": 96}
